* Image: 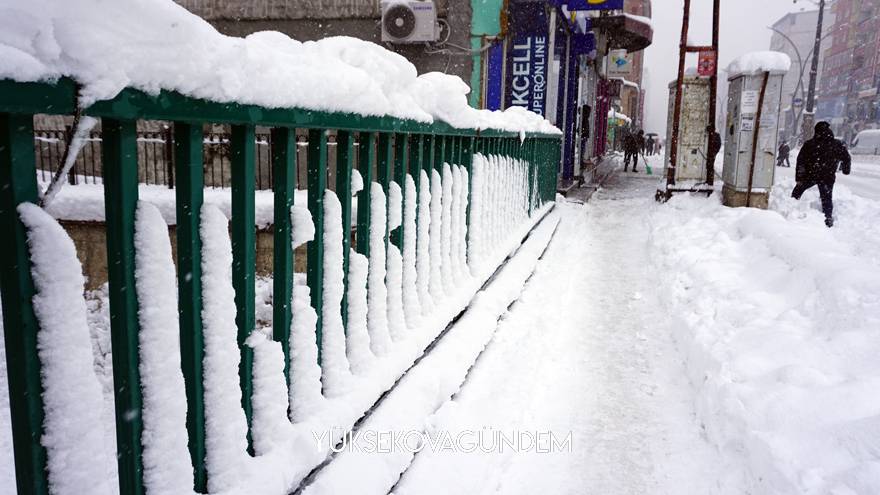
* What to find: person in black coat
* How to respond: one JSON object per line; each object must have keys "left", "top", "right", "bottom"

{"left": 792, "top": 121, "right": 851, "bottom": 227}
{"left": 707, "top": 125, "right": 722, "bottom": 170}
{"left": 777, "top": 141, "right": 791, "bottom": 167}
{"left": 623, "top": 129, "right": 643, "bottom": 172}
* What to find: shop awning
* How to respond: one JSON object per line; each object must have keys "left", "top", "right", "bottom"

{"left": 591, "top": 14, "right": 653, "bottom": 52}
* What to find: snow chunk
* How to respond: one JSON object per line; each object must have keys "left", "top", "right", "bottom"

{"left": 134, "top": 201, "right": 194, "bottom": 494}
{"left": 17, "top": 203, "right": 114, "bottom": 495}
{"left": 351, "top": 169, "right": 364, "bottom": 196}
{"left": 727, "top": 51, "right": 791, "bottom": 77}
{"left": 199, "top": 205, "right": 252, "bottom": 491}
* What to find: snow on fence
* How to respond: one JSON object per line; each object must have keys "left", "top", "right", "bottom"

{"left": 0, "top": 78, "right": 560, "bottom": 494}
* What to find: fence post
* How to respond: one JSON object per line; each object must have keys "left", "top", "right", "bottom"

{"left": 377, "top": 132, "right": 393, "bottom": 248}
{"left": 424, "top": 134, "right": 435, "bottom": 175}
{"left": 434, "top": 135, "right": 445, "bottom": 171}
{"left": 230, "top": 124, "right": 256, "bottom": 452}
{"left": 528, "top": 138, "right": 536, "bottom": 215}
{"left": 355, "top": 132, "right": 375, "bottom": 257}
{"left": 271, "top": 127, "right": 295, "bottom": 385}
{"left": 391, "top": 134, "right": 408, "bottom": 249}
{"left": 462, "top": 136, "right": 474, "bottom": 250}
{"left": 102, "top": 118, "right": 146, "bottom": 494}
{"left": 0, "top": 112, "right": 49, "bottom": 495}
{"left": 165, "top": 126, "right": 175, "bottom": 189}
{"left": 307, "top": 129, "right": 327, "bottom": 366}
{"left": 336, "top": 130, "right": 354, "bottom": 330}
{"left": 173, "top": 122, "right": 207, "bottom": 493}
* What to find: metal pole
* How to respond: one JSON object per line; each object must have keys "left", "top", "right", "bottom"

{"left": 668, "top": 0, "right": 691, "bottom": 189}
{"left": 706, "top": 0, "right": 720, "bottom": 186}
{"left": 768, "top": 26, "right": 805, "bottom": 143}
{"left": 802, "top": 0, "right": 825, "bottom": 141}
{"left": 746, "top": 72, "right": 770, "bottom": 207}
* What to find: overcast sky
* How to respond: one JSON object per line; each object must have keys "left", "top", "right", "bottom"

{"left": 643, "top": 0, "right": 819, "bottom": 134}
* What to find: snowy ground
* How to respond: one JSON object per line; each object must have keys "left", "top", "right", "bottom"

{"left": 392, "top": 175, "right": 730, "bottom": 495}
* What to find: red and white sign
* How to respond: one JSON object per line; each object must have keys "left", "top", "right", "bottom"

{"left": 698, "top": 50, "right": 717, "bottom": 77}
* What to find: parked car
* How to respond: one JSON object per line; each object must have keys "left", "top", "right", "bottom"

{"left": 850, "top": 129, "right": 880, "bottom": 155}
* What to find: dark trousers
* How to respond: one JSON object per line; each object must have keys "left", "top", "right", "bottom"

{"left": 792, "top": 180, "right": 834, "bottom": 219}
{"left": 777, "top": 156, "right": 791, "bottom": 167}
{"left": 624, "top": 151, "right": 638, "bottom": 171}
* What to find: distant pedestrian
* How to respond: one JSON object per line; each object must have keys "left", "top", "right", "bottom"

{"left": 647, "top": 137, "right": 656, "bottom": 155}
{"left": 623, "top": 129, "right": 643, "bottom": 172}
{"left": 777, "top": 141, "right": 791, "bottom": 167}
{"left": 707, "top": 125, "right": 722, "bottom": 171}
{"left": 792, "top": 121, "right": 851, "bottom": 228}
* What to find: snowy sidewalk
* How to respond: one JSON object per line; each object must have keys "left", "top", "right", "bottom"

{"left": 392, "top": 172, "right": 727, "bottom": 494}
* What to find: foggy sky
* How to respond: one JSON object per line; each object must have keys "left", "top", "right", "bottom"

{"left": 643, "top": 0, "right": 820, "bottom": 135}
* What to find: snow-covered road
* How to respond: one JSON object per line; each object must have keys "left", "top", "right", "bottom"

{"left": 779, "top": 152, "right": 880, "bottom": 201}
{"left": 393, "top": 173, "right": 728, "bottom": 494}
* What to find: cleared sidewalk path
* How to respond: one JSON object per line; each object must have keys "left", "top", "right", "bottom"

{"left": 393, "top": 171, "right": 731, "bottom": 494}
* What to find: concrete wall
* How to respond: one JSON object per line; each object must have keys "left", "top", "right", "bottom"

{"left": 63, "top": 221, "right": 307, "bottom": 290}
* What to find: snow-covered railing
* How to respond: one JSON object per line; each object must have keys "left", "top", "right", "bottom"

{"left": 0, "top": 78, "right": 560, "bottom": 494}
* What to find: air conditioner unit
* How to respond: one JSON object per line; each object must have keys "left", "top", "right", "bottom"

{"left": 381, "top": 1, "right": 439, "bottom": 44}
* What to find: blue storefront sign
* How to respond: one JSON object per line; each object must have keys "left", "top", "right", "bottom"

{"left": 505, "top": 1, "right": 550, "bottom": 116}
{"left": 565, "top": 0, "right": 624, "bottom": 10}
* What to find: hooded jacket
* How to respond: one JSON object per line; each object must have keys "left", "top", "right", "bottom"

{"left": 796, "top": 122, "right": 851, "bottom": 183}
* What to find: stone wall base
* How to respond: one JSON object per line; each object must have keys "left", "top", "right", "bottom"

{"left": 721, "top": 184, "right": 769, "bottom": 209}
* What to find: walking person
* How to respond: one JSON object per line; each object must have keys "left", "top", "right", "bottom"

{"left": 791, "top": 121, "right": 851, "bottom": 228}
{"left": 777, "top": 140, "right": 791, "bottom": 167}
{"left": 623, "top": 129, "right": 643, "bottom": 173}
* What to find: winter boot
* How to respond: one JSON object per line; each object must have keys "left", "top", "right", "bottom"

{"left": 825, "top": 217, "right": 834, "bottom": 228}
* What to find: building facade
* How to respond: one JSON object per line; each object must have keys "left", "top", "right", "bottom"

{"left": 619, "top": 0, "right": 651, "bottom": 129}
{"left": 817, "top": 0, "right": 880, "bottom": 142}
{"left": 769, "top": 6, "right": 834, "bottom": 143}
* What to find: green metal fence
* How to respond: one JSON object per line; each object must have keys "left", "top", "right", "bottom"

{"left": 0, "top": 77, "right": 560, "bottom": 494}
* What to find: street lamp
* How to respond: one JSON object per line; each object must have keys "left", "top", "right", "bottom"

{"left": 768, "top": 26, "right": 835, "bottom": 143}
{"left": 768, "top": 26, "right": 805, "bottom": 143}
{"left": 794, "top": 0, "right": 826, "bottom": 140}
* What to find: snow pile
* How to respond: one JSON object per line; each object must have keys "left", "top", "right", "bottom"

{"left": 133, "top": 202, "right": 194, "bottom": 494}
{"left": 320, "top": 191, "right": 352, "bottom": 397}
{"left": 198, "top": 205, "right": 253, "bottom": 490}
{"left": 40, "top": 181, "right": 306, "bottom": 229}
{"left": 649, "top": 180, "right": 880, "bottom": 494}
{"left": 727, "top": 51, "right": 791, "bottom": 77}
{"left": 467, "top": 154, "right": 531, "bottom": 271}
{"left": 0, "top": 0, "right": 558, "bottom": 134}
{"left": 17, "top": 203, "right": 114, "bottom": 495}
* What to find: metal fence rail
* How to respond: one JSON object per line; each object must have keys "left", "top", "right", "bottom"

{"left": 0, "top": 76, "right": 561, "bottom": 495}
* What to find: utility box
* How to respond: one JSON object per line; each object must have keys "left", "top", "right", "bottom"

{"left": 665, "top": 75, "right": 711, "bottom": 185}
{"left": 721, "top": 52, "right": 789, "bottom": 209}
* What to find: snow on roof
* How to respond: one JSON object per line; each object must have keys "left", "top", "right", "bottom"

{"left": 608, "top": 109, "right": 631, "bottom": 124}
{"left": 612, "top": 77, "right": 640, "bottom": 90}
{"left": 0, "top": 0, "right": 559, "bottom": 135}
{"left": 727, "top": 51, "right": 792, "bottom": 78}
{"left": 624, "top": 13, "right": 653, "bottom": 30}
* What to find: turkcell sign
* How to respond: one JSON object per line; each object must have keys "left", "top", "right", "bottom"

{"left": 505, "top": 1, "right": 549, "bottom": 117}
{"left": 507, "top": 35, "right": 549, "bottom": 116}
